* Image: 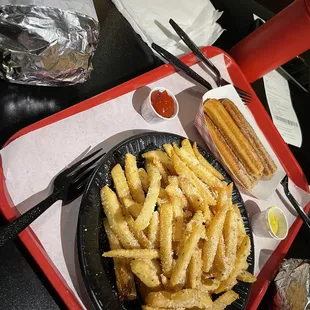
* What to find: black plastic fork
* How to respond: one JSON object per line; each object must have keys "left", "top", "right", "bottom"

{"left": 0, "top": 148, "right": 105, "bottom": 247}
{"left": 169, "top": 18, "right": 252, "bottom": 104}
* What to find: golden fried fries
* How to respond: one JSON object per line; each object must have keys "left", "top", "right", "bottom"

{"left": 133, "top": 164, "right": 161, "bottom": 230}
{"left": 122, "top": 198, "right": 142, "bottom": 218}
{"left": 237, "top": 270, "right": 257, "bottom": 283}
{"left": 111, "top": 164, "right": 132, "bottom": 203}
{"left": 160, "top": 204, "right": 174, "bottom": 277}
{"left": 142, "top": 149, "right": 174, "bottom": 174}
{"left": 165, "top": 183, "right": 183, "bottom": 242}
{"left": 148, "top": 211, "right": 160, "bottom": 248}
{"left": 222, "top": 210, "right": 238, "bottom": 280}
{"left": 101, "top": 186, "right": 140, "bottom": 249}
{"left": 131, "top": 260, "right": 163, "bottom": 290}
{"left": 163, "top": 144, "right": 173, "bottom": 157}
{"left": 173, "top": 143, "right": 224, "bottom": 190}
{"left": 103, "top": 219, "right": 137, "bottom": 300}
{"left": 178, "top": 177, "right": 211, "bottom": 222}
{"left": 103, "top": 249, "right": 159, "bottom": 259}
{"left": 171, "top": 150, "right": 215, "bottom": 206}
{"left": 170, "top": 223, "right": 203, "bottom": 287}
{"left": 139, "top": 168, "right": 150, "bottom": 192}
{"left": 125, "top": 213, "right": 151, "bottom": 248}
{"left": 214, "top": 235, "right": 226, "bottom": 272}
{"left": 125, "top": 154, "right": 145, "bottom": 204}
{"left": 146, "top": 289, "right": 212, "bottom": 309}
{"left": 215, "top": 235, "right": 250, "bottom": 293}
{"left": 102, "top": 140, "right": 255, "bottom": 309}
{"left": 213, "top": 290, "right": 239, "bottom": 310}
{"left": 193, "top": 142, "right": 224, "bottom": 180}
{"left": 187, "top": 248, "right": 202, "bottom": 289}
{"left": 181, "top": 138, "right": 195, "bottom": 156}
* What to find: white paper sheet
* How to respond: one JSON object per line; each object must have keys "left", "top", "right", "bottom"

{"left": 263, "top": 70, "right": 302, "bottom": 148}
{"left": 253, "top": 14, "right": 302, "bottom": 148}
{"left": 0, "top": 53, "right": 309, "bottom": 308}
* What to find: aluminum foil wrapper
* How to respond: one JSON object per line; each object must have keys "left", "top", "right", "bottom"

{"left": 0, "top": 1, "right": 99, "bottom": 86}
{"left": 275, "top": 259, "right": 310, "bottom": 310}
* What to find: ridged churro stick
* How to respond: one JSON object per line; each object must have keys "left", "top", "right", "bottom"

{"left": 204, "top": 115, "right": 257, "bottom": 189}
{"left": 204, "top": 99, "right": 263, "bottom": 178}
{"left": 222, "top": 99, "right": 277, "bottom": 178}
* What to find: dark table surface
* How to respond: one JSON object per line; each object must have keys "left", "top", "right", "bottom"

{"left": 0, "top": 0, "right": 309, "bottom": 309}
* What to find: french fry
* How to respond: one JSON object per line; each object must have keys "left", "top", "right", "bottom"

{"left": 171, "top": 150, "right": 216, "bottom": 206}
{"left": 123, "top": 198, "right": 142, "bottom": 218}
{"left": 213, "top": 290, "right": 239, "bottom": 310}
{"left": 125, "top": 213, "right": 152, "bottom": 248}
{"left": 214, "top": 235, "right": 226, "bottom": 272}
{"left": 142, "top": 306, "right": 185, "bottom": 310}
{"left": 103, "top": 249, "right": 159, "bottom": 259}
{"left": 181, "top": 139, "right": 195, "bottom": 156}
{"left": 178, "top": 177, "right": 211, "bottom": 222}
{"left": 232, "top": 204, "right": 247, "bottom": 247}
{"left": 167, "top": 176, "right": 188, "bottom": 208}
{"left": 139, "top": 168, "right": 150, "bottom": 192}
{"left": 111, "top": 164, "right": 132, "bottom": 203}
{"left": 173, "top": 143, "right": 224, "bottom": 190}
{"left": 187, "top": 248, "right": 202, "bottom": 289}
{"left": 215, "top": 235, "right": 251, "bottom": 294}
{"left": 103, "top": 219, "right": 137, "bottom": 300}
{"left": 237, "top": 270, "right": 257, "bottom": 283}
{"left": 125, "top": 154, "right": 145, "bottom": 204}
{"left": 178, "top": 210, "right": 205, "bottom": 253}
{"left": 153, "top": 158, "right": 169, "bottom": 186}
{"left": 202, "top": 187, "right": 229, "bottom": 272}
{"left": 166, "top": 183, "right": 183, "bottom": 242}
{"left": 160, "top": 204, "right": 174, "bottom": 277}
{"left": 130, "top": 260, "right": 163, "bottom": 290}
{"left": 193, "top": 142, "right": 224, "bottom": 180}
{"left": 170, "top": 223, "right": 203, "bottom": 287}
{"left": 101, "top": 186, "right": 140, "bottom": 249}
{"left": 221, "top": 210, "right": 238, "bottom": 280}
{"left": 142, "top": 149, "right": 175, "bottom": 174}
{"left": 163, "top": 144, "right": 173, "bottom": 157}
{"left": 148, "top": 211, "right": 160, "bottom": 248}
{"left": 133, "top": 165, "right": 161, "bottom": 230}
{"left": 146, "top": 289, "right": 212, "bottom": 309}
{"left": 201, "top": 278, "right": 220, "bottom": 291}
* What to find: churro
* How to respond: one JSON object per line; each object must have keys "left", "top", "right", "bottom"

{"left": 204, "top": 99, "right": 263, "bottom": 178}
{"left": 222, "top": 99, "right": 277, "bottom": 179}
{"left": 205, "top": 115, "right": 258, "bottom": 189}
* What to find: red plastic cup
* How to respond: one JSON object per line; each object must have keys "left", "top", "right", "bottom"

{"left": 230, "top": 0, "right": 310, "bottom": 83}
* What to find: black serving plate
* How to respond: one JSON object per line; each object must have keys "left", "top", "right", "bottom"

{"left": 77, "top": 131, "right": 254, "bottom": 310}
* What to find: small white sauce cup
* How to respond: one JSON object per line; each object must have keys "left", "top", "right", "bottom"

{"left": 251, "top": 206, "right": 288, "bottom": 240}
{"left": 141, "top": 87, "right": 179, "bottom": 124}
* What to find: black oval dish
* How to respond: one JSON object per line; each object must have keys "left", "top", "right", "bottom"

{"left": 77, "top": 131, "right": 254, "bottom": 310}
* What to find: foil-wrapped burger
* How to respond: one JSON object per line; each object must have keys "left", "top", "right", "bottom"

{"left": 0, "top": 2, "right": 99, "bottom": 86}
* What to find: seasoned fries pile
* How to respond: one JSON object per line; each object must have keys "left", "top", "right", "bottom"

{"left": 101, "top": 139, "right": 256, "bottom": 309}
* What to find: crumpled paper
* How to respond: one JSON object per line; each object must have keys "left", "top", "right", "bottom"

{"left": 275, "top": 259, "right": 310, "bottom": 310}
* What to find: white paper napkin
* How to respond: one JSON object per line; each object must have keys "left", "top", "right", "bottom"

{"left": 112, "top": 0, "right": 224, "bottom": 56}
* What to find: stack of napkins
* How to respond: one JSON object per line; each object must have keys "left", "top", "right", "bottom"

{"left": 112, "top": 0, "right": 224, "bottom": 56}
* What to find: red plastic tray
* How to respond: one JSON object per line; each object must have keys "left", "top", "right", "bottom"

{"left": 0, "top": 46, "right": 308, "bottom": 310}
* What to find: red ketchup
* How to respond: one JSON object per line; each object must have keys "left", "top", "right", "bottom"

{"left": 151, "top": 90, "right": 175, "bottom": 118}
